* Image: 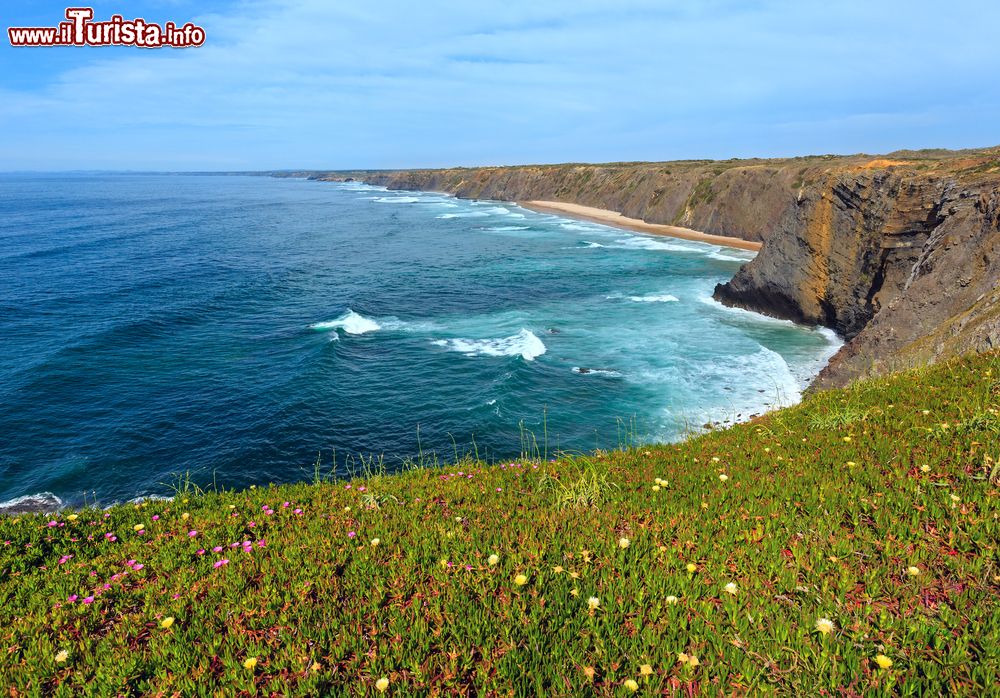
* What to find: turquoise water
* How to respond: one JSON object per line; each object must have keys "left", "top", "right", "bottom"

{"left": 0, "top": 174, "right": 839, "bottom": 507}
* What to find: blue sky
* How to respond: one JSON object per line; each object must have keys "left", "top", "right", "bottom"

{"left": 1, "top": 0, "right": 999, "bottom": 170}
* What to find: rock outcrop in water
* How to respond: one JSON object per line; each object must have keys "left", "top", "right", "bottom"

{"left": 280, "top": 147, "right": 1000, "bottom": 387}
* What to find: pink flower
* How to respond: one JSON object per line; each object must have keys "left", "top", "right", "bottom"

{"left": 255, "top": 539, "right": 266, "bottom": 548}
{"left": 196, "top": 549, "right": 205, "bottom": 555}
{"left": 348, "top": 531, "right": 356, "bottom": 538}
{"left": 82, "top": 596, "right": 94, "bottom": 604}
{"left": 293, "top": 509, "right": 302, "bottom": 515}
{"left": 58, "top": 555, "right": 73, "bottom": 565}
{"left": 47, "top": 521, "right": 58, "bottom": 527}
{"left": 212, "top": 546, "right": 223, "bottom": 553}
{"left": 247, "top": 522, "right": 256, "bottom": 528}
{"left": 213, "top": 559, "right": 229, "bottom": 568}
{"left": 152, "top": 515, "right": 160, "bottom": 521}
{"left": 132, "top": 563, "right": 144, "bottom": 571}
{"left": 283, "top": 501, "right": 290, "bottom": 507}
{"left": 188, "top": 530, "right": 198, "bottom": 537}
{"left": 67, "top": 594, "right": 78, "bottom": 603}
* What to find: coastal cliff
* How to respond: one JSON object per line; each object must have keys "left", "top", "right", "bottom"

{"left": 290, "top": 148, "right": 1000, "bottom": 387}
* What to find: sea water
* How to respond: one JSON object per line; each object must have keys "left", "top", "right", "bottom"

{"left": 0, "top": 174, "right": 840, "bottom": 506}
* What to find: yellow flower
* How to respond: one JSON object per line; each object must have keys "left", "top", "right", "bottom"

{"left": 67, "top": 514, "right": 78, "bottom": 522}
{"left": 842, "top": 436, "right": 852, "bottom": 442}
{"left": 553, "top": 565, "right": 564, "bottom": 574}
{"left": 639, "top": 664, "right": 653, "bottom": 676}
{"left": 718, "top": 474, "right": 729, "bottom": 482}
{"left": 370, "top": 538, "right": 380, "bottom": 547}
{"left": 587, "top": 596, "right": 600, "bottom": 610}
{"left": 311, "top": 662, "right": 322, "bottom": 672}
{"left": 243, "top": 657, "right": 258, "bottom": 670}
{"left": 569, "top": 570, "right": 581, "bottom": 579}
{"left": 723, "top": 582, "right": 738, "bottom": 595}
{"left": 815, "top": 617, "right": 834, "bottom": 635}
{"left": 583, "top": 666, "right": 595, "bottom": 680}
{"left": 228, "top": 505, "right": 236, "bottom": 510}
{"left": 375, "top": 676, "right": 389, "bottom": 693}
{"left": 906, "top": 566, "right": 921, "bottom": 577}
{"left": 133, "top": 523, "right": 145, "bottom": 532}
{"left": 920, "top": 464, "right": 930, "bottom": 473}
{"left": 846, "top": 461, "right": 857, "bottom": 468}
{"left": 874, "top": 654, "right": 893, "bottom": 669}
{"left": 686, "top": 563, "right": 697, "bottom": 574}
{"left": 618, "top": 537, "right": 631, "bottom": 549}
{"left": 711, "top": 457, "right": 720, "bottom": 462}
{"left": 677, "top": 653, "right": 689, "bottom": 664}
{"left": 665, "top": 595, "right": 679, "bottom": 604}
{"left": 514, "top": 573, "right": 528, "bottom": 586}
{"left": 687, "top": 655, "right": 700, "bottom": 667}
{"left": 181, "top": 512, "right": 190, "bottom": 520}
{"left": 652, "top": 485, "right": 660, "bottom": 492}
{"left": 159, "top": 616, "right": 175, "bottom": 629}
{"left": 570, "top": 588, "right": 580, "bottom": 597}
{"left": 55, "top": 649, "right": 69, "bottom": 663}
{"left": 439, "top": 558, "right": 449, "bottom": 569}
{"left": 487, "top": 554, "right": 499, "bottom": 566}
{"left": 624, "top": 679, "right": 639, "bottom": 692}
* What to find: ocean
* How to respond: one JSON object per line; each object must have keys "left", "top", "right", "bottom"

{"left": 0, "top": 174, "right": 840, "bottom": 508}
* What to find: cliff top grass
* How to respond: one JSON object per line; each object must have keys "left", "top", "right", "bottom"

{"left": 288, "top": 144, "right": 1000, "bottom": 182}
{"left": 2, "top": 353, "right": 998, "bottom": 696}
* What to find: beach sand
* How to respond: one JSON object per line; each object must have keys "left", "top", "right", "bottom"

{"left": 519, "top": 200, "right": 762, "bottom": 252}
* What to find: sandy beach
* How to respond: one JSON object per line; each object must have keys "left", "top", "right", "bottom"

{"left": 519, "top": 200, "right": 762, "bottom": 252}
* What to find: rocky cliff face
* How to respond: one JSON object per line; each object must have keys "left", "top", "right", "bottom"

{"left": 295, "top": 148, "right": 1000, "bottom": 387}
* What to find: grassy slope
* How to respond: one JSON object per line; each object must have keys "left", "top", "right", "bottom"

{"left": 1, "top": 353, "right": 998, "bottom": 696}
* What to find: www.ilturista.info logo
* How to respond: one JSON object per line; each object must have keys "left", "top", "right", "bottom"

{"left": 8, "top": 7, "right": 206, "bottom": 48}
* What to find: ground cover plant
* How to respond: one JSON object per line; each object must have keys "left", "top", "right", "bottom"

{"left": 1, "top": 352, "right": 998, "bottom": 696}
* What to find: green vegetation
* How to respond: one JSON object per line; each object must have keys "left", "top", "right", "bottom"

{"left": 2, "top": 353, "right": 998, "bottom": 696}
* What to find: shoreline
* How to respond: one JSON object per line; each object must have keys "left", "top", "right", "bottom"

{"left": 518, "top": 200, "right": 762, "bottom": 252}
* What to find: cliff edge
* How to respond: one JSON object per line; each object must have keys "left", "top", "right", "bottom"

{"left": 285, "top": 147, "right": 1000, "bottom": 387}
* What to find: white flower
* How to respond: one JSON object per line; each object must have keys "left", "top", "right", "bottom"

{"left": 487, "top": 554, "right": 499, "bottom": 566}
{"left": 618, "top": 537, "right": 631, "bottom": 549}
{"left": 906, "top": 566, "right": 921, "bottom": 577}
{"left": 375, "top": 676, "right": 389, "bottom": 692}
{"left": 718, "top": 474, "right": 729, "bottom": 482}
{"left": 723, "top": 582, "right": 738, "bottom": 595}
{"left": 815, "top": 617, "right": 835, "bottom": 635}
{"left": 370, "top": 538, "right": 380, "bottom": 547}
{"left": 665, "top": 595, "right": 679, "bottom": 604}
{"left": 587, "top": 596, "right": 600, "bottom": 610}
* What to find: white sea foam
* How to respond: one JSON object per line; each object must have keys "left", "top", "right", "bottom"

{"left": 559, "top": 222, "right": 603, "bottom": 232}
{"left": 437, "top": 212, "right": 490, "bottom": 219}
{"left": 708, "top": 250, "right": 756, "bottom": 262}
{"left": 487, "top": 225, "right": 532, "bottom": 231}
{"left": 372, "top": 196, "right": 421, "bottom": 204}
{"left": 311, "top": 309, "right": 381, "bottom": 335}
{"left": 572, "top": 367, "right": 622, "bottom": 377}
{"left": 611, "top": 236, "right": 705, "bottom": 253}
{"left": 628, "top": 294, "right": 679, "bottom": 303}
{"left": 432, "top": 329, "right": 546, "bottom": 361}
{"left": 0, "top": 491, "right": 63, "bottom": 514}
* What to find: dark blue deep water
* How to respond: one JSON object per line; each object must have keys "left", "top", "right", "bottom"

{"left": 0, "top": 174, "right": 839, "bottom": 506}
